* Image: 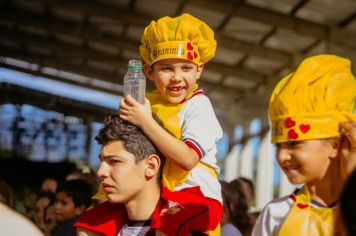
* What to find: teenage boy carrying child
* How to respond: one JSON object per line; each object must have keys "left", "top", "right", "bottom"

{"left": 120, "top": 13, "right": 223, "bottom": 235}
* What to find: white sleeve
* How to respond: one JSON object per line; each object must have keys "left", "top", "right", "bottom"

{"left": 252, "top": 196, "right": 292, "bottom": 236}
{"left": 180, "top": 95, "right": 223, "bottom": 158}
{"left": 221, "top": 223, "right": 242, "bottom": 236}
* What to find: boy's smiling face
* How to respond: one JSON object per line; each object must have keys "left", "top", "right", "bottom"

{"left": 275, "top": 139, "right": 339, "bottom": 185}
{"left": 145, "top": 58, "right": 204, "bottom": 104}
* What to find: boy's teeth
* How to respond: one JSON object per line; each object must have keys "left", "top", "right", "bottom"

{"left": 170, "top": 87, "right": 181, "bottom": 91}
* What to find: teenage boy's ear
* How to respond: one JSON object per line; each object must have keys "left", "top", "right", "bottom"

{"left": 144, "top": 154, "right": 161, "bottom": 178}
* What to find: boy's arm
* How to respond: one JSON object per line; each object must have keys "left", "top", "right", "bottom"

{"left": 119, "top": 95, "right": 199, "bottom": 170}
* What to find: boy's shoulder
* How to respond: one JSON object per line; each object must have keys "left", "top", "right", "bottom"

{"left": 184, "top": 89, "right": 213, "bottom": 108}
{"left": 252, "top": 195, "right": 294, "bottom": 235}
{"left": 261, "top": 195, "right": 293, "bottom": 216}
{"left": 74, "top": 201, "right": 127, "bottom": 235}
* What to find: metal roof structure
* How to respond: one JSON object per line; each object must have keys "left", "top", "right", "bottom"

{"left": 1, "top": 0, "right": 355, "bottom": 138}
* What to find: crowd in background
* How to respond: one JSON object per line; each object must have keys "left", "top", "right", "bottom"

{"left": 0, "top": 165, "right": 99, "bottom": 236}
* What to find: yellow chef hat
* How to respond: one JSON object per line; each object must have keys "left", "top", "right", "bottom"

{"left": 269, "top": 54, "right": 356, "bottom": 143}
{"left": 140, "top": 13, "right": 216, "bottom": 65}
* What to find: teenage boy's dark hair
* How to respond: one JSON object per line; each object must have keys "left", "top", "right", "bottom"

{"left": 95, "top": 114, "right": 165, "bottom": 181}
{"left": 56, "top": 179, "right": 92, "bottom": 209}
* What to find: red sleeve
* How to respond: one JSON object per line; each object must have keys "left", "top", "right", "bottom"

{"left": 74, "top": 201, "right": 127, "bottom": 236}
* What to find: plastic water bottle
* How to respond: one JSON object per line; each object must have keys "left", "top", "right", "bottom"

{"left": 123, "top": 59, "right": 146, "bottom": 104}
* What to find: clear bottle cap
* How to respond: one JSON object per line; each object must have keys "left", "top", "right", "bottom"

{"left": 128, "top": 59, "right": 143, "bottom": 69}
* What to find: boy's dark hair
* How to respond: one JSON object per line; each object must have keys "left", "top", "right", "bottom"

{"left": 95, "top": 114, "right": 165, "bottom": 181}
{"left": 237, "top": 177, "right": 255, "bottom": 200}
{"left": 339, "top": 169, "right": 356, "bottom": 236}
{"left": 56, "top": 179, "right": 92, "bottom": 209}
{"left": 222, "top": 179, "right": 253, "bottom": 236}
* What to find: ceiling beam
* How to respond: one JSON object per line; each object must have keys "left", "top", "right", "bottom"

{"left": 0, "top": 19, "right": 267, "bottom": 84}
{"left": 1, "top": 46, "right": 243, "bottom": 98}
{"left": 0, "top": 82, "right": 114, "bottom": 123}
{"left": 0, "top": 62, "right": 122, "bottom": 96}
{"left": 186, "top": 0, "right": 356, "bottom": 50}
{"left": 1, "top": 0, "right": 293, "bottom": 63}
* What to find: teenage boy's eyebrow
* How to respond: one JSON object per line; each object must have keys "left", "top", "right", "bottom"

{"left": 98, "top": 154, "right": 121, "bottom": 160}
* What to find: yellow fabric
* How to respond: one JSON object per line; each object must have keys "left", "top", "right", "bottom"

{"left": 92, "top": 184, "right": 106, "bottom": 201}
{"left": 140, "top": 13, "right": 216, "bottom": 65}
{"left": 278, "top": 185, "right": 334, "bottom": 236}
{"left": 198, "top": 161, "right": 217, "bottom": 178}
{"left": 147, "top": 84, "right": 217, "bottom": 190}
{"left": 269, "top": 54, "right": 356, "bottom": 143}
{"left": 205, "top": 223, "right": 220, "bottom": 236}
{"left": 147, "top": 89, "right": 188, "bottom": 190}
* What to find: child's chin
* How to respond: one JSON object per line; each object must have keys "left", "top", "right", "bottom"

{"left": 285, "top": 174, "right": 301, "bottom": 185}
{"left": 166, "top": 96, "right": 183, "bottom": 104}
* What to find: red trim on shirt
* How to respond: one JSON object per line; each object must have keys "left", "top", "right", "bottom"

{"left": 192, "top": 90, "right": 204, "bottom": 97}
{"left": 185, "top": 139, "right": 204, "bottom": 159}
{"left": 289, "top": 194, "right": 296, "bottom": 202}
{"left": 180, "top": 89, "right": 204, "bottom": 103}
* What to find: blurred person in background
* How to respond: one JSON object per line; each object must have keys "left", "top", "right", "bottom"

{"left": 221, "top": 180, "right": 253, "bottom": 236}
{"left": 34, "top": 191, "right": 57, "bottom": 235}
{"left": 53, "top": 179, "right": 93, "bottom": 236}
{"left": 234, "top": 177, "right": 260, "bottom": 225}
{"left": 0, "top": 179, "right": 14, "bottom": 208}
{"left": 40, "top": 178, "right": 58, "bottom": 194}
{"left": 66, "top": 165, "right": 101, "bottom": 206}
{"left": 236, "top": 177, "right": 255, "bottom": 207}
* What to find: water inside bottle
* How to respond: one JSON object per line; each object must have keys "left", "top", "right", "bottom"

{"left": 124, "top": 79, "right": 146, "bottom": 104}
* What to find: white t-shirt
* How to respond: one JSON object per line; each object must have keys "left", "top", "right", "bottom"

{"left": 117, "top": 220, "right": 151, "bottom": 236}
{"left": 175, "top": 90, "right": 223, "bottom": 202}
{"left": 252, "top": 195, "right": 292, "bottom": 236}
{"left": 221, "top": 223, "right": 242, "bottom": 236}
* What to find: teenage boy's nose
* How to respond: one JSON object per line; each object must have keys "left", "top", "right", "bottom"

{"left": 97, "top": 163, "right": 108, "bottom": 179}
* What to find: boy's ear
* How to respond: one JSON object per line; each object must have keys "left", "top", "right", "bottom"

{"left": 329, "top": 137, "right": 341, "bottom": 159}
{"left": 196, "top": 62, "right": 204, "bottom": 80}
{"left": 144, "top": 64, "right": 155, "bottom": 81}
{"left": 145, "top": 154, "right": 160, "bottom": 178}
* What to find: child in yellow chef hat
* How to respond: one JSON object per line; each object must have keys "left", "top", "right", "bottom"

{"left": 120, "top": 13, "right": 223, "bottom": 235}
{"left": 252, "top": 54, "right": 356, "bottom": 236}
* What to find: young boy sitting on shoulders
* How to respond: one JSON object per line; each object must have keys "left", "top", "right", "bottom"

{"left": 252, "top": 54, "right": 356, "bottom": 236}
{"left": 119, "top": 13, "right": 223, "bottom": 235}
